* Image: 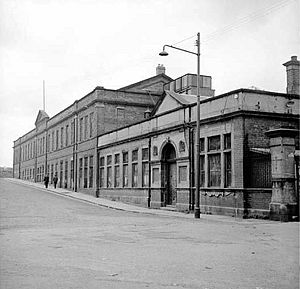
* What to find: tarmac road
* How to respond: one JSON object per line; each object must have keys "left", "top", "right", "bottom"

{"left": 0, "top": 178, "right": 299, "bottom": 289}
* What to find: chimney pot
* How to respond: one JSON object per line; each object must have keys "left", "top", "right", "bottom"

{"left": 156, "top": 64, "right": 166, "bottom": 75}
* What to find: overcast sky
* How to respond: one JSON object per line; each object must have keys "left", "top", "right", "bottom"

{"left": 0, "top": 0, "right": 299, "bottom": 167}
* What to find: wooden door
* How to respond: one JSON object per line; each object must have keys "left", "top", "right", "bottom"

{"left": 166, "top": 162, "right": 177, "bottom": 206}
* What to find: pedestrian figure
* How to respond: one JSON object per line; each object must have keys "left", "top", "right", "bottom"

{"left": 53, "top": 174, "right": 58, "bottom": 189}
{"left": 44, "top": 174, "right": 49, "bottom": 189}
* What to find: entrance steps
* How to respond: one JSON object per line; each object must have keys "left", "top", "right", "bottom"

{"left": 160, "top": 206, "right": 176, "bottom": 212}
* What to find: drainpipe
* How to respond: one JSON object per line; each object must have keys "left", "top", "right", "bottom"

{"left": 18, "top": 141, "right": 21, "bottom": 179}
{"left": 34, "top": 135, "right": 37, "bottom": 182}
{"left": 96, "top": 150, "right": 100, "bottom": 197}
{"left": 148, "top": 137, "right": 152, "bottom": 207}
{"left": 74, "top": 113, "right": 78, "bottom": 192}
{"left": 45, "top": 123, "right": 48, "bottom": 176}
{"left": 189, "top": 106, "right": 194, "bottom": 211}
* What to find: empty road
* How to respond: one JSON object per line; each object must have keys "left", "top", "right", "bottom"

{"left": 0, "top": 178, "right": 299, "bottom": 289}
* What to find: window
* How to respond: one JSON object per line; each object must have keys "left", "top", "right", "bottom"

{"left": 224, "top": 152, "right": 232, "bottom": 187}
{"left": 51, "top": 164, "right": 54, "bottom": 184}
{"left": 224, "top": 133, "right": 231, "bottom": 150}
{"left": 179, "top": 141, "right": 185, "bottom": 152}
{"left": 56, "top": 130, "right": 59, "bottom": 150}
{"left": 84, "top": 115, "right": 88, "bottom": 140}
{"left": 89, "top": 156, "right": 93, "bottom": 188}
{"left": 59, "top": 161, "right": 63, "bottom": 188}
{"left": 142, "top": 148, "right": 149, "bottom": 187}
{"left": 84, "top": 157, "right": 88, "bottom": 188}
{"left": 64, "top": 161, "right": 68, "bottom": 188}
{"left": 200, "top": 156, "right": 205, "bottom": 187}
{"left": 79, "top": 158, "right": 83, "bottom": 188}
{"left": 179, "top": 166, "right": 187, "bottom": 183}
{"left": 132, "top": 149, "right": 138, "bottom": 187}
{"left": 60, "top": 127, "right": 64, "bottom": 148}
{"left": 208, "top": 135, "right": 220, "bottom": 151}
{"left": 208, "top": 154, "right": 221, "bottom": 186}
{"left": 79, "top": 118, "right": 83, "bottom": 141}
{"left": 99, "top": 156, "right": 105, "bottom": 187}
{"left": 47, "top": 134, "right": 50, "bottom": 152}
{"left": 200, "top": 138, "right": 205, "bottom": 152}
{"left": 70, "top": 160, "right": 74, "bottom": 188}
{"left": 89, "top": 112, "right": 94, "bottom": 138}
{"left": 65, "top": 125, "right": 69, "bottom": 146}
{"left": 107, "top": 155, "right": 112, "bottom": 187}
{"left": 122, "top": 152, "right": 128, "bottom": 187}
{"left": 52, "top": 132, "right": 54, "bottom": 151}
{"left": 114, "top": 154, "right": 120, "bottom": 187}
{"left": 132, "top": 163, "right": 138, "bottom": 187}
{"left": 123, "top": 151, "right": 128, "bottom": 163}
{"left": 71, "top": 121, "right": 75, "bottom": 144}
{"left": 142, "top": 148, "right": 149, "bottom": 161}
{"left": 40, "top": 138, "right": 43, "bottom": 155}
{"left": 132, "top": 149, "right": 138, "bottom": 162}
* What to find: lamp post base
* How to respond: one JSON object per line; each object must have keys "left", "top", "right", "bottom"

{"left": 194, "top": 208, "right": 200, "bottom": 218}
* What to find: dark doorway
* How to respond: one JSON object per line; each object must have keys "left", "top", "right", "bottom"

{"left": 162, "top": 143, "right": 177, "bottom": 206}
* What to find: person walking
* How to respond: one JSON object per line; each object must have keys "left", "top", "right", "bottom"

{"left": 44, "top": 174, "right": 49, "bottom": 189}
{"left": 53, "top": 174, "right": 58, "bottom": 189}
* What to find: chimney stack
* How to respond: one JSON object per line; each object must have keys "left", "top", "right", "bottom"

{"left": 156, "top": 64, "right": 166, "bottom": 75}
{"left": 283, "top": 56, "right": 300, "bottom": 95}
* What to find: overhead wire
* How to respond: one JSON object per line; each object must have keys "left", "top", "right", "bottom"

{"left": 202, "top": 0, "right": 293, "bottom": 43}
{"left": 167, "top": 0, "right": 293, "bottom": 47}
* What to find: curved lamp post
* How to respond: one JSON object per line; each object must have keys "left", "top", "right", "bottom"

{"left": 159, "top": 32, "right": 201, "bottom": 218}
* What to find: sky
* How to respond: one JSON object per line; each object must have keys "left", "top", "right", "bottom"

{"left": 0, "top": 0, "right": 299, "bottom": 168}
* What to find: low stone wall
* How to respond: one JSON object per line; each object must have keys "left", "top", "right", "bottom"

{"left": 99, "top": 188, "right": 149, "bottom": 207}
{"left": 199, "top": 188, "right": 272, "bottom": 218}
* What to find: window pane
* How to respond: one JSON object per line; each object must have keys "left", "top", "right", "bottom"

{"left": 107, "top": 155, "right": 112, "bottom": 165}
{"left": 142, "top": 148, "right": 149, "bottom": 160}
{"left": 84, "top": 157, "right": 88, "bottom": 188}
{"left": 200, "top": 156, "right": 205, "bottom": 187}
{"left": 208, "top": 154, "right": 221, "bottom": 186}
{"left": 142, "top": 163, "right": 149, "bottom": 187}
{"left": 100, "top": 156, "right": 105, "bottom": 166}
{"left": 200, "top": 138, "right": 205, "bottom": 152}
{"left": 224, "top": 133, "right": 231, "bottom": 150}
{"left": 208, "top": 135, "right": 220, "bottom": 151}
{"left": 224, "top": 152, "right": 232, "bottom": 187}
{"left": 132, "top": 163, "right": 138, "bottom": 187}
{"left": 115, "top": 154, "right": 120, "bottom": 164}
{"left": 123, "top": 164, "right": 128, "bottom": 187}
{"left": 123, "top": 152, "right": 128, "bottom": 163}
{"left": 89, "top": 156, "right": 93, "bottom": 188}
{"left": 100, "top": 168, "right": 105, "bottom": 187}
{"left": 132, "top": 150, "right": 138, "bottom": 162}
{"left": 107, "top": 167, "right": 112, "bottom": 187}
{"left": 114, "top": 166, "right": 120, "bottom": 187}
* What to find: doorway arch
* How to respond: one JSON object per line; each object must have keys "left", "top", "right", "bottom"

{"left": 161, "top": 142, "right": 177, "bottom": 206}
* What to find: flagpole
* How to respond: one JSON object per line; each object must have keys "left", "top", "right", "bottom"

{"left": 43, "top": 80, "right": 45, "bottom": 111}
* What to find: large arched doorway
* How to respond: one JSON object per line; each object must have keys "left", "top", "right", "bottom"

{"left": 162, "top": 143, "right": 177, "bottom": 206}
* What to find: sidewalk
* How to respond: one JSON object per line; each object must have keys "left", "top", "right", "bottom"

{"left": 6, "top": 178, "right": 271, "bottom": 223}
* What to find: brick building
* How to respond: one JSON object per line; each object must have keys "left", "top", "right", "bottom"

{"left": 96, "top": 56, "right": 299, "bottom": 220}
{"left": 13, "top": 66, "right": 172, "bottom": 194}
{"left": 13, "top": 57, "right": 300, "bottom": 220}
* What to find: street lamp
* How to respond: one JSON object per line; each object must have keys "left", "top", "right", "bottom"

{"left": 159, "top": 32, "right": 201, "bottom": 218}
